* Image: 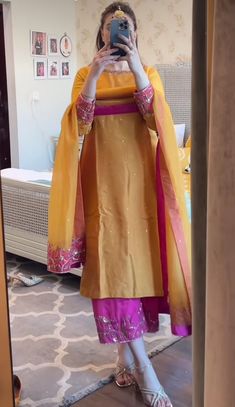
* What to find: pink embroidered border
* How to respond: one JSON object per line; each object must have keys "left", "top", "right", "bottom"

{"left": 133, "top": 84, "right": 154, "bottom": 115}
{"left": 76, "top": 94, "right": 95, "bottom": 125}
{"left": 48, "top": 236, "right": 86, "bottom": 274}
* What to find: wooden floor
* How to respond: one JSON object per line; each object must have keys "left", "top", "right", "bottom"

{"left": 73, "top": 337, "right": 192, "bottom": 406}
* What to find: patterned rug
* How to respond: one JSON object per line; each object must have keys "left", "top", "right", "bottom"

{"left": 7, "top": 254, "right": 181, "bottom": 407}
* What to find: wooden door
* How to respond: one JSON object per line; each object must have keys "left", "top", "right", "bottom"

{"left": 0, "top": 4, "right": 11, "bottom": 169}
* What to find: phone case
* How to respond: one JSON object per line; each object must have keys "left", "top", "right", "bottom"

{"left": 110, "top": 19, "right": 130, "bottom": 56}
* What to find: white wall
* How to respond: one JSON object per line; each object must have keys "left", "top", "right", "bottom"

{"left": 76, "top": 0, "right": 192, "bottom": 68}
{"left": 6, "top": 0, "right": 77, "bottom": 171}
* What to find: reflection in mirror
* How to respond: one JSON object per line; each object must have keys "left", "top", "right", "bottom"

{"left": 0, "top": 0, "right": 192, "bottom": 406}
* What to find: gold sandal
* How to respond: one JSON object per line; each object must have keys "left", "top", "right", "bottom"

{"left": 113, "top": 362, "right": 136, "bottom": 388}
{"left": 133, "top": 363, "right": 173, "bottom": 406}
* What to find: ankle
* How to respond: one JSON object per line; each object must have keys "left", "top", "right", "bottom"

{"left": 117, "top": 343, "right": 134, "bottom": 368}
{"left": 117, "top": 360, "right": 135, "bottom": 371}
{"left": 135, "top": 361, "right": 152, "bottom": 373}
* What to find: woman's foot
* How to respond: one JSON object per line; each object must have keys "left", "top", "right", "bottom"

{"left": 113, "top": 343, "right": 135, "bottom": 387}
{"left": 133, "top": 362, "right": 173, "bottom": 406}
{"left": 113, "top": 361, "right": 135, "bottom": 387}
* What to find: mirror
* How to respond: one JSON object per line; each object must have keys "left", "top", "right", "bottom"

{"left": 0, "top": 1, "right": 192, "bottom": 406}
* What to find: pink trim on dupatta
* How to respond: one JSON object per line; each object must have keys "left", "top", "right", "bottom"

{"left": 156, "top": 144, "right": 191, "bottom": 336}
{"left": 156, "top": 143, "right": 170, "bottom": 314}
{"left": 48, "top": 148, "right": 86, "bottom": 274}
{"left": 48, "top": 236, "right": 86, "bottom": 273}
{"left": 158, "top": 147, "right": 192, "bottom": 300}
{"left": 173, "top": 324, "right": 191, "bottom": 336}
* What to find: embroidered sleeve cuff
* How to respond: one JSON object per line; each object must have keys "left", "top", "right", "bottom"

{"left": 133, "top": 84, "right": 154, "bottom": 116}
{"left": 76, "top": 93, "right": 95, "bottom": 125}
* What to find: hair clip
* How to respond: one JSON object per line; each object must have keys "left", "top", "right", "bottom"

{"left": 114, "top": 6, "right": 125, "bottom": 18}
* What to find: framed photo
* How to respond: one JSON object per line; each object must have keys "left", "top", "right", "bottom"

{"left": 48, "top": 35, "right": 59, "bottom": 56}
{"left": 48, "top": 59, "right": 59, "bottom": 79}
{"left": 60, "top": 60, "right": 71, "bottom": 78}
{"left": 34, "top": 58, "right": 47, "bottom": 79}
{"left": 31, "top": 31, "right": 47, "bottom": 56}
{"left": 60, "top": 33, "right": 72, "bottom": 57}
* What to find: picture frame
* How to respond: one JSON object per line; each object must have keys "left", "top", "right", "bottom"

{"left": 31, "top": 30, "right": 47, "bottom": 56}
{"left": 47, "top": 59, "right": 59, "bottom": 79}
{"left": 33, "top": 58, "right": 47, "bottom": 79}
{"left": 60, "top": 33, "right": 72, "bottom": 57}
{"left": 48, "top": 35, "right": 59, "bottom": 56}
{"left": 60, "top": 60, "right": 71, "bottom": 78}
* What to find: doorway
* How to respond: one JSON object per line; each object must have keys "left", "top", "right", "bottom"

{"left": 0, "top": 3, "right": 11, "bottom": 170}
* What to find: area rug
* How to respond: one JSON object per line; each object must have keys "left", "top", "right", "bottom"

{"left": 7, "top": 254, "right": 181, "bottom": 407}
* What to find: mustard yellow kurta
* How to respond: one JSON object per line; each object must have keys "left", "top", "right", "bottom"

{"left": 79, "top": 78, "right": 163, "bottom": 298}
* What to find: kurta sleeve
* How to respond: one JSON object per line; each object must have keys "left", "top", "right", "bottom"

{"left": 76, "top": 94, "right": 95, "bottom": 135}
{"left": 71, "top": 67, "right": 95, "bottom": 135}
{"left": 133, "top": 84, "right": 156, "bottom": 130}
{"left": 134, "top": 66, "right": 165, "bottom": 131}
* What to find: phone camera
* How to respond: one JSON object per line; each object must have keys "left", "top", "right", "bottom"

{"left": 119, "top": 19, "right": 129, "bottom": 30}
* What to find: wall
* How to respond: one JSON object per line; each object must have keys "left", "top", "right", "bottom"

{"left": 4, "top": 0, "right": 192, "bottom": 171}
{"left": 76, "top": 0, "right": 192, "bottom": 68}
{"left": 5, "top": 0, "right": 77, "bottom": 170}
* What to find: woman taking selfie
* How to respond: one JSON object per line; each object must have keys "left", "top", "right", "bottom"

{"left": 48, "top": 2, "right": 191, "bottom": 406}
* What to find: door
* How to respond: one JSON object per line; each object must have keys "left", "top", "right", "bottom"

{"left": 0, "top": 4, "right": 11, "bottom": 169}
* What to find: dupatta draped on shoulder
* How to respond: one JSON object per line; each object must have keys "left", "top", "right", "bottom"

{"left": 47, "top": 66, "right": 191, "bottom": 333}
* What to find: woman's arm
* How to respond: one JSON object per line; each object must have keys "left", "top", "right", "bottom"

{"left": 80, "top": 44, "right": 119, "bottom": 99}
{"left": 73, "top": 45, "right": 119, "bottom": 135}
{"left": 132, "top": 64, "right": 150, "bottom": 91}
{"left": 134, "top": 67, "right": 165, "bottom": 131}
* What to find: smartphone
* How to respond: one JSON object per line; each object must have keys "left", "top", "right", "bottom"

{"left": 110, "top": 18, "right": 130, "bottom": 57}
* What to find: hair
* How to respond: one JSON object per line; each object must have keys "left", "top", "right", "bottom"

{"left": 96, "top": 1, "right": 138, "bottom": 51}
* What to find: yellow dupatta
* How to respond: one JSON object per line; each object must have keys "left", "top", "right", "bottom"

{"left": 47, "top": 66, "right": 191, "bottom": 311}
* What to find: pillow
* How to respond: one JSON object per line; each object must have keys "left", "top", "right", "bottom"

{"left": 174, "top": 123, "right": 186, "bottom": 147}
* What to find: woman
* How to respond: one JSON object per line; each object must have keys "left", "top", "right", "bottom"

{"left": 48, "top": 2, "right": 191, "bottom": 406}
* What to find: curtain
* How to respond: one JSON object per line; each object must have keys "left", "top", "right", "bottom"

{"left": 192, "top": 0, "right": 235, "bottom": 406}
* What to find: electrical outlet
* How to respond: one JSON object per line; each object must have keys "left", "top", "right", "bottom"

{"left": 32, "top": 91, "right": 40, "bottom": 102}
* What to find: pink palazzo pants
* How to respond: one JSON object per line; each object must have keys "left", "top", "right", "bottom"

{"left": 92, "top": 297, "right": 164, "bottom": 344}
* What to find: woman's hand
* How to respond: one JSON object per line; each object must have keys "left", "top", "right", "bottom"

{"left": 114, "top": 30, "right": 142, "bottom": 74}
{"left": 114, "top": 31, "right": 150, "bottom": 91}
{"left": 89, "top": 44, "right": 119, "bottom": 80}
{"left": 81, "top": 44, "right": 119, "bottom": 100}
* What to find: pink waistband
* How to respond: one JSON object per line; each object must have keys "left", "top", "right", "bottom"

{"left": 94, "top": 103, "right": 139, "bottom": 116}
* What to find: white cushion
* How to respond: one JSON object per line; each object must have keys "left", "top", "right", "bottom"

{"left": 174, "top": 123, "right": 186, "bottom": 147}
